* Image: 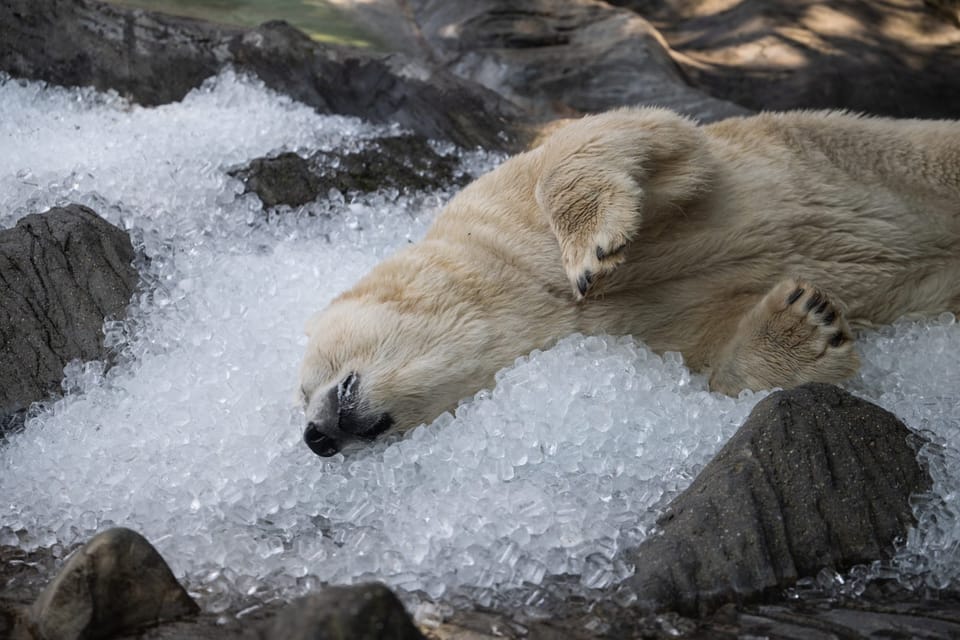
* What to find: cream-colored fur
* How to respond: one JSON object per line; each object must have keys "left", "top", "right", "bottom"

{"left": 300, "top": 108, "right": 960, "bottom": 442}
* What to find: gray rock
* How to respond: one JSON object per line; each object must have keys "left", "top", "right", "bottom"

{"left": 232, "top": 153, "right": 326, "bottom": 209}
{"left": 0, "top": 0, "right": 225, "bottom": 107}
{"left": 612, "top": 0, "right": 960, "bottom": 120}
{"left": 230, "top": 135, "right": 469, "bottom": 208}
{"left": 259, "top": 583, "right": 424, "bottom": 640}
{"left": 399, "top": 0, "right": 750, "bottom": 123}
{"left": 0, "top": 205, "right": 137, "bottom": 435}
{"left": 29, "top": 527, "right": 199, "bottom": 640}
{"left": 0, "top": 0, "right": 526, "bottom": 151}
{"left": 620, "top": 383, "right": 929, "bottom": 615}
{"left": 226, "top": 21, "right": 525, "bottom": 151}
{"left": 0, "top": 545, "right": 58, "bottom": 606}
{"left": 371, "top": 0, "right": 960, "bottom": 122}
{"left": 1, "top": 600, "right": 30, "bottom": 640}
{"left": 730, "top": 598, "right": 960, "bottom": 640}
{"left": 926, "top": 0, "right": 960, "bottom": 27}
{"left": 534, "top": 589, "right": 960, "bottom": 639}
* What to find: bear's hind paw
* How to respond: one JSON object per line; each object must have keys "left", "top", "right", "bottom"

{"left": 709, "top": 278, "right": 860, "bottom": 394}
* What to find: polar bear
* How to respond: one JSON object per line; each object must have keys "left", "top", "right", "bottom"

{"left": 299, "top": 108, "right": 960, "bottom": 456}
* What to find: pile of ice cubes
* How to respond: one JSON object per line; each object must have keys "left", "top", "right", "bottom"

{"left": 1, "top": 70, "right": 958, "bottom": 612}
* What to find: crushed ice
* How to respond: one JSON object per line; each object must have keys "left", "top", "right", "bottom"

{"left": 1, "top": 70, "right": 959, "bottom": 610}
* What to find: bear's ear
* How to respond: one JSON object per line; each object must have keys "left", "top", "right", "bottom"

{"left": 304, "top": 311, "right": 325, "bottom": 338}
{"left": 527, "top": 117, "right": 578, "bottom": 149}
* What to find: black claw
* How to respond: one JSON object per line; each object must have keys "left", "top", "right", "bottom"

{"left": 786, "top": 288, "right": 804, "bottom": 305}
{"left": 577, "top": 271, "right": 593, "bottom": 296}
{"left": 823, "top": 310, "right": 837, "bottom": 325}
{"left": 815, "top": 300, "right": 829, "bottom": 314}
{"left": 829, "top": 332, "right": 846, "bottom": 347}
{"left": 805, "top": 292, "right": 823, "bottom": 312}
{"left": 597, "top": 243, "right": 627, "bottom": 262}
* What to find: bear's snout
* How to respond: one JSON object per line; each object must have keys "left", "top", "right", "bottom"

{"left": 303, "top": 373, "right": 395, "bottom": 457}
{"left": 304, "top": 423, "right": 341, "bottom": 457}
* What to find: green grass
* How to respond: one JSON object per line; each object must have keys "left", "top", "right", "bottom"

{"left": 105, "top": 0, "right": 380, "bottom": 48}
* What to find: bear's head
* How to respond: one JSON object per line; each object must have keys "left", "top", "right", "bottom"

{"left": 298, "top": 147, "right": 575, "bottom": 457}
{"left": 297, "top": 252, "right": 531, "bottom": 456}
{"left": 300, "top": 303, "right": 454, "bottom": 455}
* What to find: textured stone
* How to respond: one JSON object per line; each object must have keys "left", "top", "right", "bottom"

{"left": 621, "top": 384, "right": 929, "bottom": 615}
{"left": 0, "top": 205, "right": 137, "bottom": 435}
{"left": 926, "top": 0, "right": 960, "bottom": 26}
{"left": 399, "top": 0, "right": 750, "bottom": 123}
{"left": 226, "top": 21, "right": 524, "bottom": 150}
{"left": 231, "top": 135, "right": 468, "bottom": 208}
{"left": 612, "top": 0, "right": 960, "bottom": 119}
{"left": 0, "top": 0, "right": 225, "bottom": 106}
{"left": 232, "top": 153, "right": 325, "bottom": 209}
{"left": 356, "top": 0, "right": 960, "bottom": 122}
{"left": 0, "top": 0, "right": 525, "bottom": 150}
{"left": 30, "top": 528, "right": 199, "bottom": 640}
{"left": 259, "top": 583, "right": 424, "bottom": 640}
{"left": 0, "top": 600, "right": 30, "bottom": 640}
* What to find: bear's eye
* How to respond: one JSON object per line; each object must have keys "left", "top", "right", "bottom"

{"left": 337, "top": 372, "right": 360, "bottom": 408}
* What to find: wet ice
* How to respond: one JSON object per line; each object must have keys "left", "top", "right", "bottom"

{"left": 1, "top": 70, "right": 959, "bottom": 609}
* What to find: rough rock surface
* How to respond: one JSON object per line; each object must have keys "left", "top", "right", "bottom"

{"left": 226, "top": 21, "right": 523, "bottom": 151}
{"left": 347, "top": 0, "right": 960, "bottom": 121}
{"left": 0, "top": 0, "right": 524, "bottom": 150}
{"left": 230, "top": 135, "right": 469, "bottom": 208}
{"left": 0, "top": 0, "right": 224, "bottom": 107}
{"left": 232, "top": 153, "right": 326, "bottom": 210}
{"left": 260, "top": 583, "right": 424, "bottom": 640}
{"left": 611, "top": 0, "right": 960, "bottom": 119}
{"left": 27, "top": 528, "right": 199, "bottom": 640}
{"left": 391, "top": 0, "right": 750, "bottom": 123}
{"left": 0, "top": 546, "right": 56, "bottom": 607}
{"left": 0, "top": 205, "right": 137, "bottom": 435}
{"left": 4, "top": 539, "right": 960, "bottom": 639}
{"left": 425, "top": 588, "right": 960, "bottom": 639}
{"left": 620, "top": 384, "right": 928, "bottom": 615}
{"left": 926, "top": 0, "right": 960, "bottom": 26}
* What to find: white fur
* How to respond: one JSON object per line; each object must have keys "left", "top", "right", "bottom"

{"left": 301, "top": 108, "right": 960, "bottom": 434}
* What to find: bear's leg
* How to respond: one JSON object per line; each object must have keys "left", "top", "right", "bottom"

{"left": 536, "top": 159, "right": 642, "bottom": 300}
{"left": 708, "top": 278, "right": 860, "bottom": 395}
{"left": 535, "top": 110, "right": 713, "bottom": 300}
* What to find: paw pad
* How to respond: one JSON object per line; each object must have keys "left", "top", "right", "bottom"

{"left": 779, "top": 280, "right": 854, "bottom": 353}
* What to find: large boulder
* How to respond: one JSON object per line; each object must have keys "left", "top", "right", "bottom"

{"left": 0, "top": 205, "right": 137, "bottom": 434}
{"left": 259, "top": 583, "right": 424, "bottom": 640}
{"left": 0, "top": 0, "right": 525, "bottom": 150}
{"left": 377, "top": 0, "right": 750, "bottom": 123}
{"left": 610, "top": 0, "right": 960, "bottom": 119}
{"left": 354, "top": 0, "right": 960, "bottom": 121}
{"left": 24, "top": 528, "right": 198, "bottom": 640}
{"left": 620, "top": 384, "right": 929, "bottom": 615}
{"left": 0, "top": 0, "right": 224, "bottom": 107}
{"left": 226, "top": 21, "right": 524, "bottom": 151}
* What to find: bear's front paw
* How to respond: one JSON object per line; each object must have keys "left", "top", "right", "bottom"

{"left": 539, "top": 162, "right": 643, "bottom": 301}
{"left": 563, "top": 232, "right": 630, "bottom": 300}
{"left": 557, "top": 173, "right": 642, "bottom": 300}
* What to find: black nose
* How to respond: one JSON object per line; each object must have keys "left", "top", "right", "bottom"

{"left": 304, "top": 423, "right": 341, "bottom": 457}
